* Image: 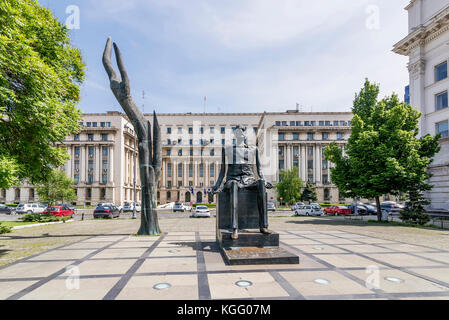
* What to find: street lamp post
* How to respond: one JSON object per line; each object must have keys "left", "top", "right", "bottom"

{"left": 132, "top": 129, "right": 137, "bottom": 219}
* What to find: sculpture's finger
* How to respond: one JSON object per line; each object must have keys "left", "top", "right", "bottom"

{"left": 113, "top": 42, "right": 130, "bottom": 88}
{"left": 102, "top": 37, "right": 119, "bottom": 82}
{"left": 152, "top": 111, "right": 162, "bottom": 178}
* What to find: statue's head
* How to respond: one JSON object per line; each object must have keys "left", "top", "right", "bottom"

{"left": 233, "top": 125, "right": 246, "bottom": 140}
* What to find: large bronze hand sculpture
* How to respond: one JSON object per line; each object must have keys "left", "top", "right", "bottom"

{"left": 103, "top": 37, "right": 162, "bottom": 235}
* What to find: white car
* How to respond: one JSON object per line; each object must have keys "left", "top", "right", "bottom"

{"left": 16, "top": 203, "right": 47, "bottom": 214}
{"left": 193, "top": 205, "right": 211, "bottom": 218}
{"left": 294, "top": 204, "right": 322, "bottom": 216}
{"left": 291, "top": 202, "right": 304, "bottom": 211}
{"left": 122, "top": 202, "right": 141, "bottom": 212}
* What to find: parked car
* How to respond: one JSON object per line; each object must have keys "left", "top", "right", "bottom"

{"left": 0, "top": 204, "right": 15, "bottom": 215}
{"left": 60, "top": 203, "right": 75, "bottom": 211}
{"left": 16, "top": 203, "right": 47, "bottom": 214}
{"left": 173, "top": 202, "right": 187, "bottom": 212}
{"left": 192, "top": 205, "right": 210, "bottom": 218}
{"left": 291, "top": 202, "right": 304, "bottom": 211}
{"left": 43, "top": 206, "right": 74, "bottom": 218}
{"left": 347, "top": 205, "right": 368, "bottom": 215}
{"left": 267, "top": 202, "right": 276, "bottom": 212}
{"left": 294, "top": 204, "right": 322, "bottom": 216}
{"left": 122, "top": 202, "right": 141, "bottom": 212}
{"left": 323, "top": 205, "right": 352, "bottom": 216}
{"left": 183, "top": 203, "right": 193, "bottom": 211}
{"left": 380, "top": 202, "right": 402, "bottom": 214}
{"left": 93, "top": 204, "right": 120, "bottom": 219}
{"left": 359, "top": 204, "right": 377, "bottom": 215}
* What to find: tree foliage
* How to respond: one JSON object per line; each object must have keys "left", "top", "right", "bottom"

{"left": 275, "top": 166, "right": 303, "bottom": 204}
{"left": 300, "top": 181, "right": 317, "bottom": 204}
{"left": 36, "top": 169, "right": 76, "bottom": 206}
{"left": 325, "top": 79, "right": 440, "bottom": 220}
{"left": 0, "top": 0, "right": 85, "bottom": 188}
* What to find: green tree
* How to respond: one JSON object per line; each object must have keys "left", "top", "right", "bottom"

{"left": 325, "top": 80, "right": 440, "bottom": 221}
{"left": 300, "top": 181, "right": 317, "bottom": 204}
{"left": 275, "top": 166, "right": 303, "bottom": 205}
{"left": 0, "top": 0, "right": 85, "bottom": 188}
{"left": 36, "top": 170, "right": 76, "bottom": 206}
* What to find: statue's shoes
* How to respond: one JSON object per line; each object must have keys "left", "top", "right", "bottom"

{"left": 260, "top": 228, "right": 271, "bottom": 235}
{"left": 231, "top": 230, "right": 239, "bottom": 240}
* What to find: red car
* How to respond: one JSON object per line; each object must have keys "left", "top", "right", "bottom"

{"left": 323, "top": 205, "right": 352, "bottom": 216}
{"left": 43, "top": 206, "right": 74, "bottom": 218}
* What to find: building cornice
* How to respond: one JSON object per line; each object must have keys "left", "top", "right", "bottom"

{"left": 393, "top": 5, "right": 449, "bottom": 56}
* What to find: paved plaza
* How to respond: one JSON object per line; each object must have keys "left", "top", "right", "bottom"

{"left": 1, "top": 217, "right": 449, "bottom": 300}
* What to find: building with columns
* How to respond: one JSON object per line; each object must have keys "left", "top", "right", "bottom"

{"left": 0, "top": 110, "right": 353, "bottom": 206}
{"left": 393, "top": 0, "right": 449, "bottom": 209}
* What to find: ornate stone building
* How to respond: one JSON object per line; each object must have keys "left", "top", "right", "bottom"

{"left": 0, "top": 110, "right": 353, "bottom": 206}
{"left": 394, "top": 0, "right": 449, "bottom": 209}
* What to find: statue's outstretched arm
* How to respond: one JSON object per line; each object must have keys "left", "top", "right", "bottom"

{"left": 102, "top": 37, "right": 146, "bottom": 137}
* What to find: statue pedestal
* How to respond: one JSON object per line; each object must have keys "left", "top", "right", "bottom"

{"left": 216, "top": 190, "right": 299, "bottom": 265}
{"left": 217, "top": 229, "right": 299, "bottom": 265}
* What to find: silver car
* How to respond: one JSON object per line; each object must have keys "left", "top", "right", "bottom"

{"left": 294, "top": 204, "right": 322, "bottom": 216}
{"left": 16, "top": 203, "right": 46, "bottom": 214}
{"left": 192, "top": 205, "right": 210, "bottom": 218}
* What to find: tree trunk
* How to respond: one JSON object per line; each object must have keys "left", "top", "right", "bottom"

{"left": 376, "top": 196, "right": 381, "bottom": 222}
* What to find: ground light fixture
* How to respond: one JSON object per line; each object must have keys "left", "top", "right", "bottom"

{"left": 314, "top": 278, "right": 330, "bottom": 285}
{"left": 385, "top": 276, "right": 404, "bottom": 283}
{"left": 313, "top": 247, "right": 324, "bottom": 250}
{"left": 235, "top": 280, "right": 253, "bottom": 288}
{"left": 153, "top": 283, "right": 172, "bottom": 290}
{"left": 168, "top": 249, "right": 180, "bottom": 253}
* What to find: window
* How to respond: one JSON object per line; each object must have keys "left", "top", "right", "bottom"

{"left": 340, "top": 121, "right": 346, "bottom": 126}
{"left": 436, "top": 91, "right": 448, "bottom": 111}
{"left": 178, "top": 181, "right": 182, "bottom": 187}
{"left": 293, "top": 159, "right": 299, "bottom": 167}
{"left": 307, "top": 133, "right": 314, "bottom": 140}
{"left": 322, "top": 160, "right": 328, "bottom": 169}
{"left": 322, "top": 132, "right": 329, "bottom": 140}
{"left": 308, "top": 159, "right": 313, "bottom": 170}
{"left": 86, "top": 122, "right": 91, "bottom": 127}
{"left": 436, "top": 121, "right": 449, "bottom": 138}
{"left": 178, "top": 138, "right": 182, "bottom": 145}
{"left": 102, "top": 146, "right": 108, "bottom": 156}
{"left": 221, "top": 139, "right": 225, "bottom": 145}
{"left": 279, "top": 160, "right": 284, "bottom": 170}
{"left": 290, "top": 121, "right": 295, "bottom": 126}
{"left": 167, "top": 127, "right": 172, "bottom": 134}
{"left": 102, "top": 160, "right": 108, "bottom": 170}
{"left": 221, "top": 127, "right": 225, "bottom": 134}
{"left": 278, "top": 133, "right": 285, "bottom": 141}
{"left": 178, "top": 149, "right": 182, "bottom": 156}
{"left": 74, "top": 174, "right": 79, "bottom": 184}
{"left": 308, "top": 174, "right": 314, "bottom": 182}
{"left": 253, "top": 127, "right": 257, "bottom": 133}
{"left": 304, "top": 121, "right": 310, "bottom": 126}
{"left": 337, "top": 132, "right": 343, "bottom": 140}
{"left": 323, "top": 175, "right": 329, "bottom": 184}
{"left": 319, "top": 121, "right": 324, "bottom": 126}
{"left": 308, "top": 146, "right": 313, "bottom": 155}
{"left": 167, "top": 139, "right": 171, "bottom": 145}
{"left": 88, "top": 146, "right": 94, "bottom": 157}
{"left": 200, "top": 127, "right": 204, "bottom": 134}
{"left": 278, "top": 146, "right": 284, "bottom": 156}
{"left": 189, "top": 181, "right": 193, "bottom": 186}
{"left": 275, "top": 121, "right": 281, "bottom": 126}
{"left": 210, "top": 149, "right": 215, "bottom": 156}
{"left": 74, "top": 146, "right": 80, "bottom": 156}
{"left": 189, "top": 127, "right": 193, "bottom": 134}
{"left": 435, "top": 61, "right": 448, "bottom": 82}
{"left": 189, "top": 164, "right": 193, "bottom": 177}
{"left": 189, "top": 139, "right": 193, "bottom": 146}
{"left": 293, "top": 146, "right": 299, "bottom": 157}
{"left": 74, "top": 160, "right": 80, "bottom": 171}
{"left": 167, "top": 163, "right": 172, "bottom": 177}
{"left": 106, "top": 122, "right": 111, "bottom": 127}
{"left": 334, "top": 121, "right": 339, "bottom": 126}
{"left": 100, "top": 122, "right": 105, "bottom": 127}
{"left": 210, "top": 163, "right": 215, "bottom": 177}
{"left": 88, "top": 134, "right": 94, "bottom": 141}
{"left": 293, "top": 133, "right": 299, "bottom": 140}
{"left": 210, "top": 138, "right": 214, "bottom": 145}
{"left": 178, "top": 163, "right": 183, "bottom": 177}
{"left": 167, "top": 181, "right": 172, "bottom": 188}
{"left": 177, "top": 127, "right": 182, "bottom": 133}
{"left": 167, "top": 149, "right": 171, "bottom": 156}
{"left": 102, "top": 174, "right": 108, "bottom": 184}
{"left": 311, "top": 121, "right": 316, "bottom": 126}
{"left": 296, "top": 121, "right": 302, "bottom": 126}
{"left": 282, "top": 121, "right": 287, "bottom": 126}
{"left": 92, "top": 122, "right": 97, "bottom": 127}
{"left": 88, "top": 160, "right": 94, "bottom": 171}
{"left": 199, "top": 163, "right": 204, "bottom": 177}
{"left": 210, "top": 127, "right": 214, "bottom": 134}
{"left": 189, "top": 149, "right": 193, "bottom": 156}
{"left": 88, "top": 174, "right": 93, "bottom": 184}
{"left": 74, "top": 134, "right": 80, "bottom": 141}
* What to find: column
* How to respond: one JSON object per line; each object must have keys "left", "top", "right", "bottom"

{"left": 315, "top": 144, "right": 321, "bottom": 183}
{"left": 67, "top": 146, "right": 72, "bottom": 178}
{"left": 286, "top": 145, "right": 291, "bottom": 170}
{"left": 80, "top": 145, "right": 86, "bottom": 182}
{"left": 173, "top": 160, "right": 177, "bottom": 186}
{"left": 109, "top": 146, "right": 114, "bottom": 183}
{"left": 96, "top": 145, "right": 101, "bottom": 182}
{"left": 300, "top": 144, "right": 306, "bottom": 182}
{"left": 162, "top": 159, "right": 166, "bottom": 187}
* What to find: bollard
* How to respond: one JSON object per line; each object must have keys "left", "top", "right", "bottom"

{"left": 82, "top": 213, "right": 84, "bottom": 221}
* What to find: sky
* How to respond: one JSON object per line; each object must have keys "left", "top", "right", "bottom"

{"left": 39, "top": 0, "right": 411, "bottom": 114}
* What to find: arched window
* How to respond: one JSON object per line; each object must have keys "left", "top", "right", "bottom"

{"left": 196, "top": 192, "right": 202, "bottom": 203}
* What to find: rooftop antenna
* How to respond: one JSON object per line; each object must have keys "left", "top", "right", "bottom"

{"left": 203, "top": 96, "right": 207, "bottom": 113}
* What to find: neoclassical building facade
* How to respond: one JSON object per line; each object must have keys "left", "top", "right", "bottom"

{"left": 394, "top": 0, "right": 449, "bottom": 209}
{"left": 0, "top": 110, "right": 353, "bottom": 206}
